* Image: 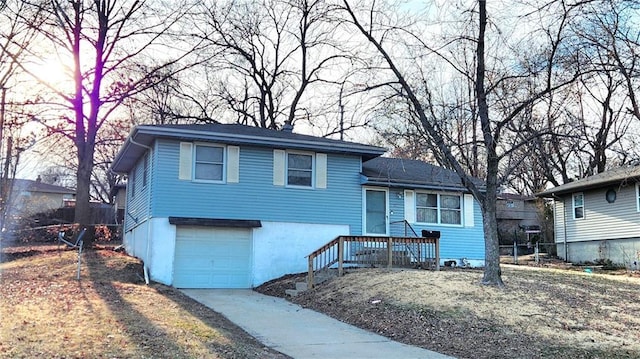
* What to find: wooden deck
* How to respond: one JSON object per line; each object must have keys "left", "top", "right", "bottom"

{"left": 306, "top": 235, "right": 440, "bottom": 288}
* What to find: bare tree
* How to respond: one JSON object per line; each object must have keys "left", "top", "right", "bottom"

{"left": 188, "top": 0, "right": 360, "bottom": 134}
{"left": 0, "top": 1, "right": 46, "bottom": 233}
{"left": 580, "top": 1, "right": 640, "bottom": 122}
{"left": 512, "top": 0, "right": 640, "bottom": 190}
{"left": 342, "top": 0, "right": 584, "bottom": 285}
{"left": 14, "top": 0, "right": 200, "bottom": 246}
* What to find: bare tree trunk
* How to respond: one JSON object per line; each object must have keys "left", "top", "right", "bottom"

{"left": 475, "top": 0, "right": 503, "bottom": 286}
{"left": 75, "top": 145, "right": 94, "bottom": 244}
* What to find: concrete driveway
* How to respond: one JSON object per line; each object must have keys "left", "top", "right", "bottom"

{"left": 181, "top": 289, "right": 454, "bottom": 359}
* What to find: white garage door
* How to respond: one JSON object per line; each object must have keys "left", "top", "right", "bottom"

{"left": 174, "top": 226, "right": 252, "bottom": 288}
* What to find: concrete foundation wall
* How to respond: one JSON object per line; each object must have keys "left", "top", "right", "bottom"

{"left": 252, "top": 221, "right": 350, "bottom": 286}
{"left": 557, "top": 238, "right": 640, "bottom": 268}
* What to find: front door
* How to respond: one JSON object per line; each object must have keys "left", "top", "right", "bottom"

{"left": 364, "top": 188, "right": 388, "bottom": 235}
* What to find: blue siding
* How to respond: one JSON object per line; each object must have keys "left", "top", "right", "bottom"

{"left": 124, "top": 138, "right": 485, "bottom": 260}
{"left": 388, "top": 189, "right": 485, "bottom": 261}
{"left": 124, "top": 150, "right": 151, "bottom": 232}
{"left": 150, "top": 139, "right": 363, "bottom": 234}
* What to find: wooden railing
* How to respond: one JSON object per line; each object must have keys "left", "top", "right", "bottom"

{"left": 390, "top": 219, "right": 420, "bottom": 237}
{"left": 306, "top": 234, "right": 440, "bottom": 289}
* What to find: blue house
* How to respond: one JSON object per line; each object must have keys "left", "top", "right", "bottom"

{"left": 110, "top": 124, "right": 485, "bottom": 288}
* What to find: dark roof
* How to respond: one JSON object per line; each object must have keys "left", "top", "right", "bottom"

{"left": 9, "top": 179, "right": 75, "bottom": 194}
{"left": 537, "top": 165, "right": 640, "bottom": 197}
{"left": 111, "top": 123, "right": 386, "bottom": 173}
{"left": 361, "top": 157, "right": 484, "bottom": 192}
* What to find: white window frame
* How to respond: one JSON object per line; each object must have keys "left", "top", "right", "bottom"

{"left": 286, "top": 151, "right": 315, "bottom": 188}
{"left": 636, "top": 184, "right": 640, "bottom": 212}
{"left": 415, "top": 192, "right": 463, "bottom": 226}
{"left": 193, "top": 143, "right": 226, "bottom": 183}
{"left": 572, "top": 192, "right": 585, "bottom": 220}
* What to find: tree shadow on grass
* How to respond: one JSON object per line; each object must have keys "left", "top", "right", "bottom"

{"left": 83, "top": 249, "right": 192, "bottom": 358}
{"left": 156, "top": 286, "right": 291, "bottom": 359}
{"left": 83, "top": 249, "right": 289, "bottom": 359}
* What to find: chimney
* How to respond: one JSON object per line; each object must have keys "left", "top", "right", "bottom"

{"left": 282, "top": 120, "right": 293, "bottom": 133}
{"left": 36, "top": 175, "right": 42, "bottom": 183}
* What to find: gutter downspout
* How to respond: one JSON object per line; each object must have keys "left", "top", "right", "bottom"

{"left": 551, "top": 193, "right": 568, "bottom": 262}
{"left": 129, "top": 136, "right": 153, "bottom": 285}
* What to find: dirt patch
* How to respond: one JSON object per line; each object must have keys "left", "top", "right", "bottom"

{"left": 256, "top": 266, "right": 640, "bottom": 359}
{"left": 1, "top": 243, "right": 289, "bottom": 359}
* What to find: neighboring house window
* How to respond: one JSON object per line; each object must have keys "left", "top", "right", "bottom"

{"left": 416, "top": 193, "right": 462, "bottom": 225}
{"left": 287, "top": 152, "right": 313, "bottom": 187}
{"left": 194, "top": 144, "right": 224, "bottom": 181}
{"left": 572, "top": 193, "right": 584, "bottom": 219}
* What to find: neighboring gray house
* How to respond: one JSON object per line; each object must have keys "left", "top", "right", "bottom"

{"left": 5, "top": 178, "right": 75, "bottom": 217}
{"left": 496, "top": 193, "right": 541, "bottom": 244}
{"left": 538, "top": 165, "right": 640, "bottom": 267}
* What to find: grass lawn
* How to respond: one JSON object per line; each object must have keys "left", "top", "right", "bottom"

{"left": 0, "top": 243, "right": 289, "bottom": 359}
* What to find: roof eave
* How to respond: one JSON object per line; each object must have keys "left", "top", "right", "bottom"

{"left": 110, "top": 126, "right": 386, "bottom": 173}
{"left": 537, "top": 177, "right": 640, "bottom": 198}
{"left": 363, "top": 178, "right": 477, "bottom": 192}
{"left": 140, "top": 126, "right": 385, "bottom": 155}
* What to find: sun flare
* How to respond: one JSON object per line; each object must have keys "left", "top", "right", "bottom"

{"left": 29, "top": 56, "right": 72, "bottom": 89}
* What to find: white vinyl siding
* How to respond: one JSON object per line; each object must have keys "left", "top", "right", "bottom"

{"left": 572, "top": 193, "right": 584, "bottom": 219}
{"left": 557, "top": 186, "right": 640, "bottom": 245}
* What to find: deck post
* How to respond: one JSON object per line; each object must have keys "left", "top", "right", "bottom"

{"left": 387, "top": 237, "right": 393, "bottom": 269}
{"left": 338, "top": 236, "right": 344, "bottom": 277}
{"left": 307, "top": 255, "right": 314, "bottom": 289}
{"left": 434, "top": 238, "right": 440, "bottom": 270}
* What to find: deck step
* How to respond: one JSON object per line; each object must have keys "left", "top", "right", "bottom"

{"left": 285, "top": 289, "right": 301, "bottom": 297}
{"left": 285, "top": 281, "right": 310, "bottom": 297}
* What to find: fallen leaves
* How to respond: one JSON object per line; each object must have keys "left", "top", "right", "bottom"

{"left": 1, "top": 243, "right": 288, "bottom": 359}
{"left": 257, "top": 266, "right": 640, "bottom": 359}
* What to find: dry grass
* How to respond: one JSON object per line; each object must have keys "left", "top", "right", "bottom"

{"left": 280, "top": 265, "right": 640, "bottom": 359}
{"left": 0, "top": 243, "right": 288, "bottom": 359}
